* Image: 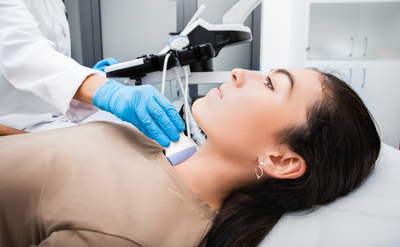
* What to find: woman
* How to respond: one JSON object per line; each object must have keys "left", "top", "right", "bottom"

{"left": 0, "top": 68, "right": 380, "bottom": 247}
{"left": 203, "top": 68, "right": 381, "bottom": 246}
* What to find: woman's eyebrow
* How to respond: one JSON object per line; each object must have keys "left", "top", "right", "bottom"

{"left": 273, "top": 69, "right": 294, "bottom": 90}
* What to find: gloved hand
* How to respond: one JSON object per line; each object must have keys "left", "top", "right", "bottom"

{"left": 93, "top": 80, "right": 186, "bottom": 147}
{"left": 92, "top": 57, "right": 118, "bottom": 72}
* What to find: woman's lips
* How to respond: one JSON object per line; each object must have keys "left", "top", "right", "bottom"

{"left": 213, "top": 88, "right": 222, "bottom": 99}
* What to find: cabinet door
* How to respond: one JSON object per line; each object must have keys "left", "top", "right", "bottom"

{"left": 357, "top": 2, "right": 400, "bottom": 61}
{"left": 307, "top": 3, "right": 360, "bottom": 61}
{"left": 354, "top": 62, "right": 400, "bottom": 148}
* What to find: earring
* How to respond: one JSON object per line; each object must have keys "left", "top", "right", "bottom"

{"left": 255, "top": 162, "right": 265, "bottom": 180}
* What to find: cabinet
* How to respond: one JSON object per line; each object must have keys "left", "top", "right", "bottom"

{"left": 306, "top": 1, "right": 400, "bottom": 148}
{"left": 354, "top": 62, "right": 400, "bottom": 148}
{"left": 307, "top": 2, "right": 400, "bottom": 61}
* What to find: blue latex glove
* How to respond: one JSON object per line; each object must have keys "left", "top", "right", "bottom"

{"left": 92, "top": 57, "right": 118, "bottom": 72}
{"left": 93, "top": 80, "right": 186, "bottom": 147}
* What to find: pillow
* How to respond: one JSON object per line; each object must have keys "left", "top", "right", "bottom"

{"left": 260, "top": 143, "right": 400, "bottom": 247}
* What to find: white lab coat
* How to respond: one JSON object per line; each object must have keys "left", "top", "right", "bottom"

{"left": 0, "top": 0, "right": 105, "bottom": 131}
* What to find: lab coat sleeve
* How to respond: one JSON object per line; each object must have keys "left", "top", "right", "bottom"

{"left": 0, "top": 0, "right": 105, "bottom": 122}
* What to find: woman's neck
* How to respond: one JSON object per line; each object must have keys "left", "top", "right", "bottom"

{"left": 173, "top": 140, "right": 256, "bottom": 211}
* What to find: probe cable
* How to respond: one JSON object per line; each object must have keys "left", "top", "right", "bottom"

{"left": 174, "top": 66, "right": 191, "bottom": 138}
{"left": 160, "top": 53, "right": 171, "bottom": 95}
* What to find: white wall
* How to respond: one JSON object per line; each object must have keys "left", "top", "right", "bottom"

{"left": 100, "top": 0, "right": 177, "bottom": 63}
{"left": 64, "top": 0, "right": 83, "bottom": 65}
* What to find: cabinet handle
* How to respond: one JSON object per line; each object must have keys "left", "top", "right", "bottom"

{"left": 362, "top": 68, "right": 366, "bottom": 88}
{"left": 349, "top": 37, "right": 353, "bottom": 57}
{"left": 349, "top": 68, "right": 352, "bottom": 85}
{"left": 363, "top": 37, "right": 368, "bottom": 56}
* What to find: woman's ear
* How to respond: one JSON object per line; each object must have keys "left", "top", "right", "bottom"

{"left": 260, "top": 145, "right": 306, "bottom": 179}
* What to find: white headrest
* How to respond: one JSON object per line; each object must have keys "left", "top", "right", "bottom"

{"left": 260, "top": 143, "right": 400, "bottom": 247}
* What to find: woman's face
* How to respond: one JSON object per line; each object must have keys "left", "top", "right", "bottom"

{"left": 192, "top": 68, "right": 322, "bottom": 160}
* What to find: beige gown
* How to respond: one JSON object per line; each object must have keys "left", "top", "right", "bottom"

{"left": 0, "top": 121, "right": 217, "bottom": 247}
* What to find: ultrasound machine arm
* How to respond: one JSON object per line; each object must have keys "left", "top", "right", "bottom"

{"left": 104, "top": 0, "right": 262, "bottom": 85}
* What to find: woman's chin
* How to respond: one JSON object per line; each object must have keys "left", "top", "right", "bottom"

{"left": 191, "top": 98, "right": 199, "bottom": 114}
{"left": 191, "top": 99, "right": 205, "bottom": 132}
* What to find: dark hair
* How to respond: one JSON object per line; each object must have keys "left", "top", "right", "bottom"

{"left": 206, "top": 69, "right": 381, "bottom": 247}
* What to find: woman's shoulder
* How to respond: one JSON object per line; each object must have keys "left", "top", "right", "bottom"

{"left": 86, "top": 121, "right": 163, "bottom": 149}
{"left": 0, "top": 121, "right": 164, "bottom": 160}
{"left": 63, "top": 121, "right": 162, "bottom": 149}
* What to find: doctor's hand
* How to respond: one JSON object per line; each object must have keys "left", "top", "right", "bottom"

{"left": 92, "top": 80, "right": 185, "bottom": 147}
{"left": 92, "top": 57, "right": 118, "bottom": 72}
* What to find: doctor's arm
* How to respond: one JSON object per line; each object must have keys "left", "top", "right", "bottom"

{"left": 0, "top": 0, "right": 105, "bottom": 122}
{"left": 0, "top": 1, "right": 183, "bottom": 146}
{"left": 74, "top": 75, "right": 185, "bottom": 147}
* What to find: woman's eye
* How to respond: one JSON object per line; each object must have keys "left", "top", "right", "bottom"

{"left": 263, "top": 77, "right": 274, "bottom": 89}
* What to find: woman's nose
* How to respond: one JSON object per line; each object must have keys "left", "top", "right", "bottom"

{"left": 231, "top": 68, "right": 246, "bottom": 88}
